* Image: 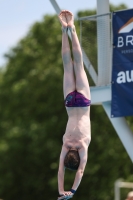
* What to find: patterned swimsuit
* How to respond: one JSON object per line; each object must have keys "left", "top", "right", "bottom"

{"left": 65, "top": 90, "right": 91, "bottom": 107}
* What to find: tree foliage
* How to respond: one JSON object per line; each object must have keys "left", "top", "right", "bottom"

{"left": 0, "top": 4, "right": 132, "bottom": 200}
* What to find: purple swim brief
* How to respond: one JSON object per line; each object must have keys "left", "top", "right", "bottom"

{"left": 65, "top": 90, "right": 91, "bottom": 107}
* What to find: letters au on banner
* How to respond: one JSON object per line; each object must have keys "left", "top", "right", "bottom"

{"left": 111, "top": 9, "right": 133, "bottom": 117}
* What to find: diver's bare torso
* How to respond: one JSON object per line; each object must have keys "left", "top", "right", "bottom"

{"left": 63, "top": 107, "right": 91, "bottom": 150}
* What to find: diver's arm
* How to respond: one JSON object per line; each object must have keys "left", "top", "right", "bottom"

{"left": 58, "top": 146, "right": 68, "bottom": 195}
{"left": 71, "top": 147, "right": 88, "bottom": 191}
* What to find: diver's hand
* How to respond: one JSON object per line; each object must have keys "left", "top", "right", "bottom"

{"left": 58, "top": 191, "right": 74, "bottom": 199}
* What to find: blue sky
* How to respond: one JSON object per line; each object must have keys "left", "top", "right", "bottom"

{"left": 0, "top": 0, "right": 133, "bottom": 67}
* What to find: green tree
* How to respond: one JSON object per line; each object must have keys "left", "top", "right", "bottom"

{"left": 0, "top": 4, "right": 132, "bottom": 200}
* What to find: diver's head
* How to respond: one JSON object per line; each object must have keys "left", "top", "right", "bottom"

{"left": 64, "top": 149, "right": 80, "bottom": 171}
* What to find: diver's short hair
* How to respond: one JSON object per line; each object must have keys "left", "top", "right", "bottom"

{"left": 64, "top": 150, "right": 80, "bottom": 171}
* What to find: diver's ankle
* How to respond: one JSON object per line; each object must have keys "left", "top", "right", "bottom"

{"left": 62, "top": 26, "right": 68, "bottom": 33}
{"left": 68, "top": 25, "right": 75, "bottom": 32}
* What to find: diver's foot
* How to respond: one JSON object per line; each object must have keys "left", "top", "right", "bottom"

{"left": 65, "top": 10, "right": 74, "bottom": 28}
{"left": 58, "top": 10, "right": 68, "bottom": 29}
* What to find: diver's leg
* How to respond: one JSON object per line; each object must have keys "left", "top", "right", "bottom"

{"left": 59, "top": 11, "right": 75, "bottom": 98}
{"left": 66, "top": 11, "right": 90, "bottom": 99}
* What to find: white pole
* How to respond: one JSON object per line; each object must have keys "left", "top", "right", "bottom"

{"left": 97, "top": 0, "right": 111, "bottom": 86}
{"left": 115, "top": 180, "right": 133, "bottom": 200}
{"left": 103, "top": 102, "right": 133, "bottom": 162}
{"left": 49, "top": 0, "right": 61, "bottom": 14}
